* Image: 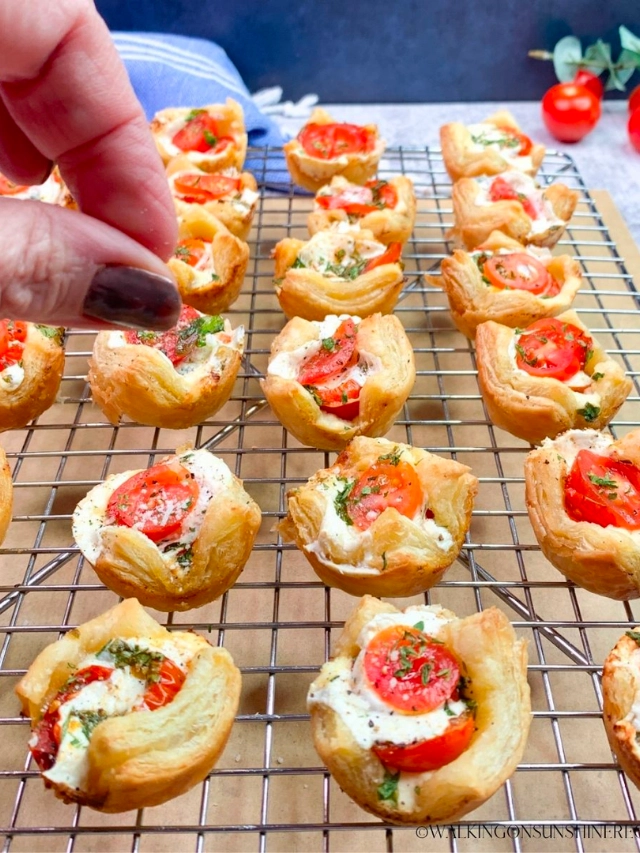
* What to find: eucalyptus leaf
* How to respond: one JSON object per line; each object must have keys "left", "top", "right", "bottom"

{"left": 619, "top": 25, "right": 640, "bottom": 56}
{"left": 553, "top": 35, "right": 582, "bottom": 82}
{"left": 616, "top": 49, "right": 640, "bottom": 86}
{"left": 583, "top": 40, "right": 612, "bottom": 76}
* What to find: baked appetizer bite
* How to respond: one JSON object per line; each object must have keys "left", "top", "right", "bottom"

{"left": 73, "top": 447, "right": 261, "bottom": 611}
{"left": 279, "top": 436, "right": 477, "bottom": 596}
{"left": 440, "top": 110, "right": 545, "bottom": 182}
{"left": 284, "top": 108, "right": 385, "bottom": 192}
{"left": 169, "top": 207, "right": 249, "bottom": 315}
{"left": 603, "top": 628, "right": 640, "bottom": 788}
{"left": 308, "top": 175, "right": 416, "bottom": 245}
{"left": 273, "top": 224, "right": 404, "bottom": 321}
{"left": 449, "top": 171, "right": 578, "bottom": 250}
{"left": 16, "top": 598, "right": 241, "bottom": 812}
{"left": 0, "top": 321, "right": 65, "bottom": 432}
{"left": 0, "top": 445, "right": 13, "bottom": 545}
{"left": 0, "top": 167, "right": 75, "bottom": 207}
{"left": 151, "top": 99, "right": 247, "bottom": 171}
{"left": 166, "top": 156, "right": 259, "bottom": 240}
{"left": 476, "top": 311, "right": 631, "bottom": 445}
{"left": 308, "top": 595, "right": 530, "bottom": 823}
{"left": 525, "top": 428, "right": 640, "bottom": 600}
{"left": 430, "top": 231, "right": 582, "bottom": 339}
{"left": 88, "top": 305, "right": 243, "bottom": 429}
{"left": 262, "top": 314, "right": 415, "bottom": 451}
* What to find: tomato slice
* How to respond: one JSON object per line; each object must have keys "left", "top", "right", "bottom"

{"left": 565, "top": 449, "right": 640, "bottom": 530}
{"left": 495, "top": 125, "right": 533, "bottom": 156}
{"left": 363, "top": 242, "right": 402, "bottom": 273}
{"left": 171, "top": 112, "right": 233, "bottom": 154}
{"left": 347, "top": 460, "right": 423, "bottom": 530}
{"left": 298, "top": 123, "right": 375, "bottom": 160}
{"left": 363, "top": 625, "right": 460, "bottom": 714}
{"left": 483, "top": 253, "right": 559, "bottom": 296}
{"left": 489, "top": 176, "right": 538, "bottom": 219}
{"left": 173, "top": 238, "right": 206, "bottom": 267}
{"left": 142, "top": 658, "right": 186, "bottom": 710}
{"left": 298, "top": 319, "right": 358, "bottom": 385}
{"left": 124, "top": 304, "right": 201, "bottom": 366}
{"left": 173, "top": 173, "right": 241, "bottom": 203}
{"left": 312, "top": 377, "right": 360, "bottom": 421}
{"left": 0, "top": 174, "right": 29, "bottom": 196}
{"left": 373, "top": 711, "right": 475, "bottom": 772}
{"left": 316, "top": 179, "right": 398, "bottom": 216}
{"left": 107, "top": 462, "right": 200, "bottom": 542}
{"left": 0, "top": 320, "right": 28, "bottom": 371}
{"left": 515, "top": 318, "right": 591, "bottom": 380}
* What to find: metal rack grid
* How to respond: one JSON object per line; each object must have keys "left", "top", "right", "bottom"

{"left": 2, "top": 146, "right": 640, "bottom": 852}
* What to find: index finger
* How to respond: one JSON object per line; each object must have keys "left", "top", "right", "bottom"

{"left": 0, "top": 0, "right": 177, "bottom": 259}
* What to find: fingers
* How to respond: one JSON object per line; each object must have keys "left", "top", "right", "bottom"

{"left": 0, "top": 0, "right": 177, "bottom": 259}
{"left": 0, "top": 199, "right": 181, "bottom": 330}
{"left": 0, "top": 96, "right": 52, "bottom": 185}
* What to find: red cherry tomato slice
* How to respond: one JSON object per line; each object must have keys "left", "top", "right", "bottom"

{"left": 541, "top": 83, "right": 601, "bottom": 143}
{"left": 124, "top": 305, "right": 201, "bottom": 366}
{"left": 363, "top": 625, "right": 460, "bottom": 714}
{"left": 314, "top": 377, "right": 361, "bottom": 421}
{"left": 173, "top": 238, "right": 206, "bottom": 267}
{"left": 373, "top": 711, "right": 475, "bottom": 772}
{"left": 298, "top": 123, "right": 374, "bottom": 160}
{"left": 171, "top": 113, "right": 233, "bottom": 154}
{"left": 107, "top": 462, "right": 200, "bottom": 542}
{"left": 494, "top": 125, "right": 533, "bottom": 156}
{"left": 0, "top": 174, "right": 29, "bottom": 196}
{"left": 564, "top": 449, "right": 640, "bottom": 530}
{"left": 370, "top": 180, "right": 399, "bottom": 209}
{"left": 483, "top": 253, "right": 559, "bottom": 296}
{"left": 347, "top": 460, "right": 423, "bottom": 531}
{"left": 362, "top": 242, "right": 402, "bottom": 273}
{"left": 515, "top": 318, "right": 591, "bottom": 380}
{"left": 298, "top": 319, "right": 358, "bottom": 385}
{"left": 173, "top": 173, "right": 241, "bottom": 202}
{"left": 142, "top": 658, "right": 186, "bottom": 710}
{"left": 489, "top": 176, "right": 538, "bottom": 219}
{"left": 0, "top": 320, "right": 28, "bottom": 370}
{"left": 317, "top": 184, "right": 374, "bottom": 213}
{"left": 573, "top": 70, "right": 604, "bottom": 100}
{"left": 628, "top": 109, "right": 640, "bottom": 155}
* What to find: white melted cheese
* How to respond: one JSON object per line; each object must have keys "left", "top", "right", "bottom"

{"left": 308, "top": 606, "right": 466, "bottom": 751}
{"left": 623, "top": 648, "right": 640, "bottom": 730}
{"left": 466, "top": 122, "right": 533, "bottom": 172}
{"left": 72, "top": 448, "right": 234, "bottom": 569}
{"left": 474, "top": 172, "right": 564, "bottom": 235}
{"left": 9, "top": 172, "right": 67, "bottom": 204}
{"left": 0, "top": 363, "right": 24, "bottom": 391}
{"left": 542, "top": 429, "right": 614, "bottom": 467}
{"left": 158, "top": 114, "right": 236, "bottom": 163}
{"left": 168, "top": 170, "right": 258, "bottom": 213}
{"left": 296, "top": 224, "right": 386, "bottom": 280}
{"left": 231, "top": 187, "right": 259, "bottom": 212}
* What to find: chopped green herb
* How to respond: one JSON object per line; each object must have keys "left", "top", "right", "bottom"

{"left": 304, "top": 385, "right": 323, "bottom": 406}
{"left": 420, "top": 663, "right": 432, "bottom": 685}
{"left": 436, "top": 668, "right": 451, "bottom": 678}
{"left": 413, "top": 621, "right": 424, "bottom": 632}
{"left": 378, "top": 446, "right": 403, "bottom": 466}
{"left": 588, "top": 473, "right": 617, "bottom": 489}
{"left": 35, "top": 325, "right": 64, "bottom": 345}
{"left": 333, "top": 477, "right": 355, "bottom": 526}
{"left": 381, "top": 551, "right": 387, "bottom": 571}
{"left": 578, "top": 403, "right": 601, "bottom": 423}
{"left": 626, "top": 630, "right": 640, "bottom": 645}
{"left": 443, "top": 701, "right": 456, "bottom": 717}
{"left": 74, "top": 709, "right": 107, "bottom": 740}
{"left": 321, "top": 337, "right": 337, "bottom": 352}
{"left": 177, "top": 548, "right": 193, "bottom": 568}
{"left": 98, "top": 639, "right": 164, "bottom": 682}
{"left": 591, "top": 372, "right": 605, "bottom": 381}
{"left": 292, "top": 257, "right": 307, "bottom": 269}
{"left": 176, "top": 314, "right": 225, "bottom": 355}
{"left": 203, "top": 129, "right": 218, "bottom": 148}
{"left": 185, "top": 108, "right": 206, "bottom": 122}
{"left": 377, "top": 769, "right": 400, "bottom": 804}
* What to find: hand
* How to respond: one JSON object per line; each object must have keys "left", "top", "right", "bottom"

{"left": 0, "top": 0, "right": 181, "bottom": 330}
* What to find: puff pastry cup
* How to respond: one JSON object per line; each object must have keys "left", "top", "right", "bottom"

{"left": 166, "top": 156, "right": 259, "bottom": 240}
{"left": 525, "top": 428, "right": 640, "bottom": 600}
{"left": 308, "top": 595, "right": 530, "bottom": 824}
{"left": 0, "top": 321, "right": 65, "bottom": 432}
{"left": 440, "top": 110, "right": 545, "bottom": 182}
{"left": 284, "top": 108, "right": 385, "bottom": 192}
{"left": 429, "top": 231, "right": 582, "bottom": 339}
{"left": 16, "top": 598, "right": 241, "bottom": 812}
{"left": 0, "top": 445, "right": 13, "bottom": 545}
{"left": 261, "top": 314, "right": 415, "bottom": 451}
{"left": 0, "top": 166, "right": 75, "bottom": 207}
{"left": 273, "top": 224, "right": 404, "bottom": 321}
{"left": 449, "top": 170, "right": 578, "bottom": 250}
{"left": 150, "top": 99, "right": 247, "bottom": 171}
{"left": 307, "top": 175, "right": 416, "bottom": 245}
{"left": 88, "top": 305, "right": 243, "bottom": 429}
{"left": 168, "top": 206, "right": 249, "bottom": 315}
{"left": 476, "top": 310, "right": 631, "bottom": 445}
{"left": 602, "top": 629, "right": 640, "bottom": 789}
{"left": 72, "top": 446, "right": 261, "bottom": 611}
{"left": 279, "top": 436, "right": 478, "bottom": 596}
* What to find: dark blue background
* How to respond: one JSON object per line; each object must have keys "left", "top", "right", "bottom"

{"left": 96, "top": 1, "right": 640, "bottom": 102}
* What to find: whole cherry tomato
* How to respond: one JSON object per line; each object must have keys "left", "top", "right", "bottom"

{"left": 628, "top": 84, "right": 640, "bottom": 115}
{"left": 573, "top": 70, "right": 604, "bottom": 100}
{"left": 541, "top": 83, "right": 601, "bottom": 143}
{"left": 628, "top": 109, "right": 640, "bottom": 154}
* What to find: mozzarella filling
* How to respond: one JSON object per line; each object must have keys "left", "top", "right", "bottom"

{"left": 295, "top": 225, "right": 386, "bottom": 280}
{"left": 465, "top": 122, "right": 533, "bottom": 172}
{"left": 474, "top": 172, "right": 564, "bottom": 234}
{"left": 0, "top": 362, "right": 24, "bottom": 391}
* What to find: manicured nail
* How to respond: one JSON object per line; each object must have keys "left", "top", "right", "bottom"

{"left": 83, "top": 265, "right": 181, "bottom": 330}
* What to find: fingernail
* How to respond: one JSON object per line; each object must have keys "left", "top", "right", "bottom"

{"left": 83, "top": 265, "right": 181, "bottom": 331}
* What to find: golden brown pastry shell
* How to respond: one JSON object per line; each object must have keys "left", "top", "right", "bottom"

{"left": 602, "top": 631, "right": 640, "bottom": 789}
{"left": 151, "top": 99, "right": 247, "bottom": 171}
{"left": 283, "top": 108, "right": 385, "bottom": 192}
{"left": 309, "top": 595, "right": 530, "bottom": 823}
{"left": 449, "top": 177, "right": 578, "bottom": 250}
{"left": 16, "top": 598, "right": 241, "bottom": 812}
{"left": 88, "top": 325, "right": 242, "bottom": 430}
{"left": 440, "top": 110, "right": 545, "bottom": 182}
{"left": 261, "top": 315, "right": 415, "bottom": 451}
{"left": 525, "top": 429, "right": 640, "bottom": 599}
{"left": 166, "top": 156, "right": 258, "bottom": 240}
{"left": 169, "top": 207, "right": 249, "bottom": 314}
{"left": 0, "top": 445, "right": 12, "bottom": 545}
{"left": 476, "top": 310, "right": 631, "bottom": 445}
{"left": 280, "top": 436, "right": 478, "bottom": 596}
{"left": 307, "top": 175, "right": 416, "bottom": 245}
{"left": 428, "top": 231, "right": 582, "bottom": 339}
{"left": 0, "top": 324, "right": 64, "bottom": 432}
{"left": 273, "top": 235, "right": 404, "bottom": 321}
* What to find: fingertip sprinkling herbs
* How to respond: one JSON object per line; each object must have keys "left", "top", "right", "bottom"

{"left": 578, "top": 403, "right": 600, "bottom": 423}
{"left": 377, "top": 769, "right": 400, "bottom": 804}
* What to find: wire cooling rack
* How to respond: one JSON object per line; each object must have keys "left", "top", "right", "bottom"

{"left": 2, "top": 147, "right": 640, "bottom": 853}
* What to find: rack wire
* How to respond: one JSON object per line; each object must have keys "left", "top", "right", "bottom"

{"left": 2, "top": 146, "right": 640, "bottom": 852}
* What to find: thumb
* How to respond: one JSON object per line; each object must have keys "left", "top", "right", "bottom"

{"left": 1, "top": 199, "right": 181, "bottom": 330}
